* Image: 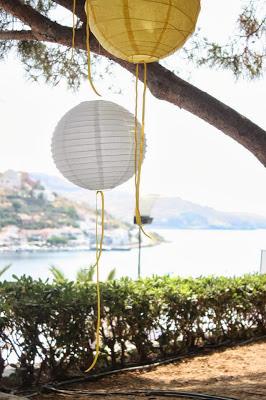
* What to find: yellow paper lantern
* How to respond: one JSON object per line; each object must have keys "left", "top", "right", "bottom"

{"left": 86, "top": 0, "right": 201, "bottom": 63}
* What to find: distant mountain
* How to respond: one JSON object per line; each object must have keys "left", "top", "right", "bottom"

{"left": 30, "top": 172, "right": 266, "bottom": 230}
{"left": 151, "top": 197, "right": 266, "bottom": 230}
{"left": 31, "top": 172, "right": 135, "bottom": 220}
{"left": 30, "top": 172, "right": 79, "bottom": 193}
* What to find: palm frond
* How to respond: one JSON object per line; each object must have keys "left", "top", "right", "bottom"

{"left": 76, "top": 265, "right": 96, "bottom": 283}
{"left": 0, "top": 264, "right": 11, "bottom": 278}
{"left": 49, "top": 265, "right": 67, "bottom": 283}
{"left": 107, "top": 268, "right": 116, "bottom": 281}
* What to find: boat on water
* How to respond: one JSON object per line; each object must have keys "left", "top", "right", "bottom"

{"left": 90, "top": 244, "right": 112, "bottom": 251}
{"left": 90, "top": 244, "right": 131, "bottom": 251}
{"left": 110, "top": 246, "right": 131, "bottom": 251}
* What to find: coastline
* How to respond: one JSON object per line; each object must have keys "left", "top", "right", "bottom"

{"left": 0, "top": 230, "right": 263, "bottom": 281}
{"left": 0, "top": 239, "right": 162, "bottom": 254}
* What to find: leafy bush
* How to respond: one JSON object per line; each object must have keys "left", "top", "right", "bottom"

{"left": 0, "top": 208, "right": 22, "bottom": 227}
{"left": 47, "top": 235, "right": 68, "bottom": 246}
{"left": 0, "top": 274, "right": 265, "bottom": 385}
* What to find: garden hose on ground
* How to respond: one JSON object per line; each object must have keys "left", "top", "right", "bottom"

{"left": 42, "top": 387, "right": 238, "bottom": 400}
{"left": 41, "top": 334, "right": 266, "bottom": 390}
{"left": 17, "top": 335, "right": 266, "bottom": 399}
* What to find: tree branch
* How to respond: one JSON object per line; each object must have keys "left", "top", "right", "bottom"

{"left": 145, "top": 63, "right": 266, "bottom": 167}
{"left": 52, "top": 0, "right": 86, "bottom": 20}
{"left": 0, "top": 0, "right": 72, "bottom": 42}
{"left": 0, "top": 30, "right": 37, "bottom": 41}
{"left": 0, "top": 0, "right": 265, "bottom": 166}
{"left": 88, "top": 37, "right": 266, "bottom": 167}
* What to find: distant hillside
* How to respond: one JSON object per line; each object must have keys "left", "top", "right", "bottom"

{"left": 0, "top": 189, "right": 80, "bottom": 230}
{"left": 0, "top": 178, "right": 118, "bottom": 231}
{"left": 0, "top": 171, "right": 136, "bottom": 251}
{"left": 31, "top": 172, "right": 266, "bottom": 230}
{"left": 151, "top": 197, "right": 266, "bottom": 230}
{"left": 30, "top": 172, "right": 78, "bottom": 193}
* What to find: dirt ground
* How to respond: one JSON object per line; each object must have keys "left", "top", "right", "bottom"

{"left": 38, "top": 340, "right": 266, "bottom": 400}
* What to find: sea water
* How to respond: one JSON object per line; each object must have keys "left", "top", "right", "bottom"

{"left": 0, "top": 229, "right": 265, "bottom": 282}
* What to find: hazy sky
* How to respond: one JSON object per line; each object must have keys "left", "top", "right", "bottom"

{"left": 0, "top": 0, "right": 265, "bottom": 216}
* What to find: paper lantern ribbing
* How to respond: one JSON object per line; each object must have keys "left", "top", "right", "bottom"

{"left": 51, "top": 101, "right": 145, "bottom": 191}
{"left": 86, "top": 0, "right": 201, "bottom": 63}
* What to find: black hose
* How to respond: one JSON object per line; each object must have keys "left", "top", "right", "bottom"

{"left": 41, "top": 336, "right": 266, "bottom": 400}
{"left": 44, "top": 351, "right": 202, "bottom": 387}
{"left": 43, "top": 386, "right": 239, "bottom": 400}
{"left": 43, "top": 334, "right": 266, "bottom": 389}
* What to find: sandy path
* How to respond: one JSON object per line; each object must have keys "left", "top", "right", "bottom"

{"left": 39, "top": 340, "right": 266, "bottom": 400}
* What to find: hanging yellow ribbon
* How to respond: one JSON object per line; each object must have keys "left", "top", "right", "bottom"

{"left": 85, "top": 190, "right": 104, "bottom": 373}
{"left": 71, "top": 0, "right": 77, "bottom": 59}
{"left": 85, "top": 0, "right": 101, "bottom": 96}
{"left": 134, "top": 63, "right": 151, "bottom": 239}
{"left": 134, "top": 64, "right": 139, "bottom": 191}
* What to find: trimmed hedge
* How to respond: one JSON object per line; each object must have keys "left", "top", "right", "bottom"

{"left": 0, "top": 274, "right": 265, "bottom": 385}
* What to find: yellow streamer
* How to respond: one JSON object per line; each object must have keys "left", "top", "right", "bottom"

{"left": 85, "top": 0, "right": 101, "bottom": 96}
{"left": 85, "top": 190, "right": 104, "bottom": 373}
{"left": 71, "top": 0, "right": 77, "bottom": 59}
{"left": 134, "top": 63, "right": 151, "bottom": 239}
{"left": 134, "top": 64, "right": 139, "bottom": 190}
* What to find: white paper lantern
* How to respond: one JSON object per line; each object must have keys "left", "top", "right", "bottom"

{"left": 51, "top": 100, "right": 145, "bottom": 191}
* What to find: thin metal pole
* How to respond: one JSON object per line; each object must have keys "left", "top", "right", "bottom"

{"left": 138, "top": 226, "right": 141, "bottom": 279}
{"left": 260, "top": 249, "right": 263, "bottom": 274}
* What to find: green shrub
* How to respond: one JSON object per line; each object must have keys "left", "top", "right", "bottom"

{"left": 0, "top": 274, "right": 265, "bottom": 385}
{"left": 47, "top": 236, "right": 68, "bottom": 246}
